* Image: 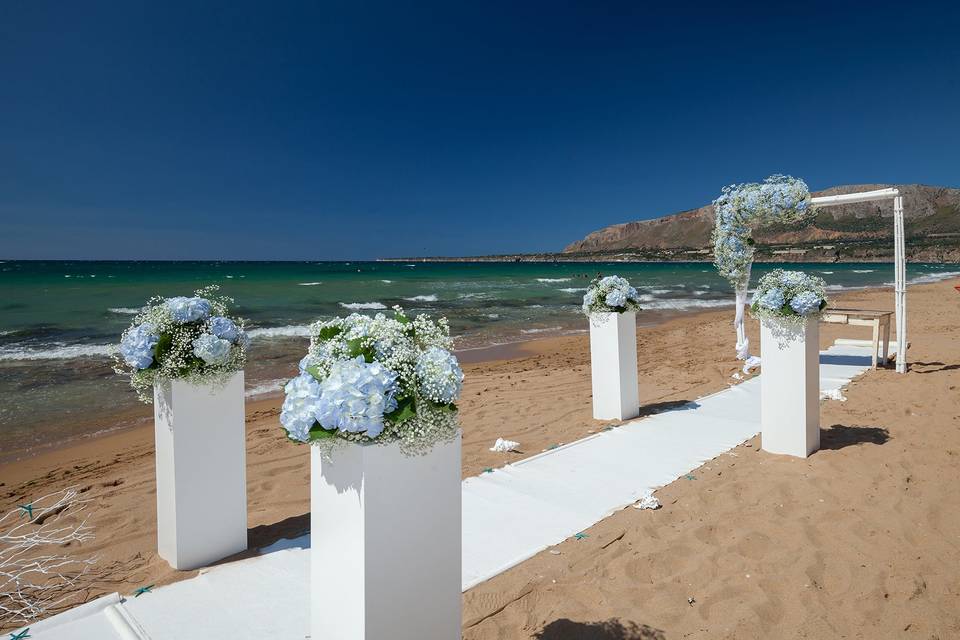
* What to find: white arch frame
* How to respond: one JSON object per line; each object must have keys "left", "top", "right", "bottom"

{"left": 809, "top": 187, "right": 907, "bottom": 373}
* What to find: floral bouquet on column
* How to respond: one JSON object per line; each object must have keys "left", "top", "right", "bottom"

{"left": 581, "top": 275, "right": 643, "bottom": 317}
{"left": 750, "top": 269, "right": 827, "bottom": 324}
{"left": 114, "top": 285, "right": 249, "bottom": 401}
{"left": 280, "top": 306, "right": 463, "bottom": 456}
{"left": 115, "top": 285, "right": 250, "bottom": 569}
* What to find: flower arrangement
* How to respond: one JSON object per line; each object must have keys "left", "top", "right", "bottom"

{"left": 280, "top": 307, "right": 462, "bottom": 456}
{"left": 750, "top": 269, "right": 827, "bottom": 322}
{"left": 581, "top": 275, "right": 643, "bottom": 316}
{"left": 712, "top": 175, "right": 814, "bottom": 288}
{"left": 114, "top": 286, "right": 249, "bottom": 402}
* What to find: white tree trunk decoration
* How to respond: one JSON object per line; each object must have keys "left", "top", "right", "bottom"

{"left": 0, "top": 488, "right": 97, "bottom": 629}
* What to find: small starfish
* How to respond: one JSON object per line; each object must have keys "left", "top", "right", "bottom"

{"left": 18, "top": 504, "right": 33, "bottom": 519}
{"left": 482, "top": 467, "right": 494, "bottom": 474}
{"left": 9, "top": 628, "right": 30, "bottom": 639}
{"left": 574, "top": 532, "right": 588, "bottom": 540}
{"left": 133, "top": 584, "right": 155, "bottom": 597}
{"left": 684, "top": 474, "right": 696, "bottom": 480}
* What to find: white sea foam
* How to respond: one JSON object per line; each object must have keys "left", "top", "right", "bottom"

{"left": 245, "top": 379, "right": 288, "bottom": 398}
{"left": 643, "top": 298, "right": 733, "bottom": 311}
{"left": 403, "top": 294, "right": 438, "bottom": 302}
{"left": 521, "top": 326, "right": 563, "bottom": 334}
{"left": 298, "top": 282, "right": 322, "bottom": 286}
{"left": 381, "top": 280, "right": 393, "bottom": 284}
{"left": 0, "top": 343, "right": 116, "bottom": 361}
{"left": 648, "top": 289, "right": 671, "bottom": 294}
{"left": 486, "top": 313, "right": 500, "bottom": 319}
{"left": 340, "top": 302, "right": 388, "bottom": 310}
{"left": 246, "top": 325, "right": 312, "bottom": 339}
{"left": 909, "top": 270, "right": 960, "bottom": 285}
{"left": 852, "top": 269, "right": 875, "bottom": 273}
{"left": 537, "top": 278, "right": 571, "bottom": 283}
{"left": 226, "top": 275, "right": 234, "bottom": 279}
{"left": 559, "top": 287, "right": 587, "bottom": 293}
{"left": 819, "top": 271, "right": 834, "bottom": 274}
{"left": 108, "top": 307, "right": 141, "bottom": 315}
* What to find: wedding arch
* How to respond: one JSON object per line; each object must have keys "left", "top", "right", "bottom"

{"left": 713, "top": 177, "right": 907, "bottom": 374}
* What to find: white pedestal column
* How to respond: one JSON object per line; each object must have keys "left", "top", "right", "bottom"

{"left": 760, "top": 320, "right": 820, "bottom": 458}
{"left": 153, "top": 371, "right": 248, "bottom": 570}
{"left": 311, "top": 435, "right": 462, "bottom": 640}
{"left": 589, "top": 311, "right": 640, "bottom": 421}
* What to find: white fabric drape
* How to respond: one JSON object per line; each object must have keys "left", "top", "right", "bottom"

{"left": 733, "top": 264, "right": 761, "bottom": 371}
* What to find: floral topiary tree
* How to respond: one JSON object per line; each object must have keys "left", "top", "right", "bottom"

{"left": 712, "top": 175, "right": 817, "bottom": 367}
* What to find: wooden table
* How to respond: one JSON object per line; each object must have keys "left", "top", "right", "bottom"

{"left": 820, "top": 308, "right": 893, "bottom": 368}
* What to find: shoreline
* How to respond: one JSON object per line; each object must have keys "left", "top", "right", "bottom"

{"left": 0, "top": 305, "right": 727, "bottom": 464}
{"left": 0, "top": 278, "right": 902, "bottom": 469}
{"left": 0, "top": 271, "right": 947, "bottom": 465}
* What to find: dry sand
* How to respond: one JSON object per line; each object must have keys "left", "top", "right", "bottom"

{"left": 2, "top": 278, "right": 959, "bottom": 638}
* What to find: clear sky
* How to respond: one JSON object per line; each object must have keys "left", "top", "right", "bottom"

{"left": 2, "top": 1, "right": 958, "bottom": 260}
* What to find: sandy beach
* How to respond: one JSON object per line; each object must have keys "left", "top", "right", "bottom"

{"left": 2, "top": 277, "right": 959, "bottom": 637}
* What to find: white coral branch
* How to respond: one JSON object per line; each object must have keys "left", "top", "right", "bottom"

{"left": 0, "top": 487, "right": 97, "bottom": 629}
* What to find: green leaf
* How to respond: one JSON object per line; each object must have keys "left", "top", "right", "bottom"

{"left": 306, "top": 364, "right": 325, "bottom": 381}
{"left": 317, "top": 325, "right": 342, "bottom": 341}
{"left": 151, "top": 333, "right": 173, "bottom": 369}
{"left": 386, "top": 396, "right": 416, "bottom": 425}
{"left": 308, "top": 422, "right": 338, "bottom": 441}
{"left": 394, "top": 311, "right": 410, "bottom": 324}
{"left": 347, "top": 338, "right": 376, "bottom": 362}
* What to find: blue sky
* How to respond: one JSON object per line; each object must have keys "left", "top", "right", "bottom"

{"left": 1, "top": 1, "right": 958, "bottom": 260}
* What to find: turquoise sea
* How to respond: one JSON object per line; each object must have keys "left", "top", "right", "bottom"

{"left": 1, "top": 260, "right": 957, "bottom": 458}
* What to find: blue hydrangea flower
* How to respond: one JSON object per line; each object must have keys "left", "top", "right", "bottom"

{"left": 166, "top": 297, "right": 211, "bottom": 323}
{"left": 280, "top": 372, "right": 323, "bottom": 442}
{"left": 758, "top": 287, "right": 786, "bottom": 311}
{"left": 582, "top": 290, "right": 596, "bottom": 308}
{"left": 209, "top": 316, "right": 239, "bottom": 342}
{"left": 605, "top": 288, "right": 627, "bottom": 308}
{"left": 192, "top": 333, "right": 232, "bottom": 365}
{"left": 316, "top": 356, "right": 398, "bottom": 438}
{"left": 299, "top": 353, "right": 317, "bottom": 373}
{"left": 790, "top": 291, "right": 823, "bottom": 316}
{"left": 120, "top": 323, "right": 159, "bottom": 370}
{"left": 415, "top": 347, "right": 464, "bottom": 404}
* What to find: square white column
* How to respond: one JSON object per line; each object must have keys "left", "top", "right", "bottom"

{"left": 589, "top": 312, "right": 640, "bottom": 421}
{"left": 760, "top": 320, "right": 820, "bottom": 457}
{"left": 311, "top": 434, "right": 462, "bottom": 640}
{"left": 153, "top": 371, "right": 248, "bottom": 570}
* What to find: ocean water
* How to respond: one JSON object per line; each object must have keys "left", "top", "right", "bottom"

{"left": 1, "top": 260, "right": 957, "bottom": 457}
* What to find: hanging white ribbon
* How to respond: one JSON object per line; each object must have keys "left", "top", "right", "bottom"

{"left": 733, "top": 266, "right": 760, "bottom": 372}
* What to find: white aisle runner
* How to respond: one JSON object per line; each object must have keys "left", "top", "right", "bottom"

{"left": 23, "top": 345, "right": 874, "bottom": 639}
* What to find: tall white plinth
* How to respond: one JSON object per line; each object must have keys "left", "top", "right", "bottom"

{"left": 311, "top": 435, "right": 462, "bottom": 640}
{"left": 760, "top": 319, "right": 820, "bottom": 458}
{"left": 153, "top": 371, "right": 248, "bottom": 570}
{"left": 589, "top": 311, "right": 640, "bottom": 421}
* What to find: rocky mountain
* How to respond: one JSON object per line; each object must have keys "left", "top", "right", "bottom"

{"left": 564, "top": 184, "right": 960, "bottom": 262}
